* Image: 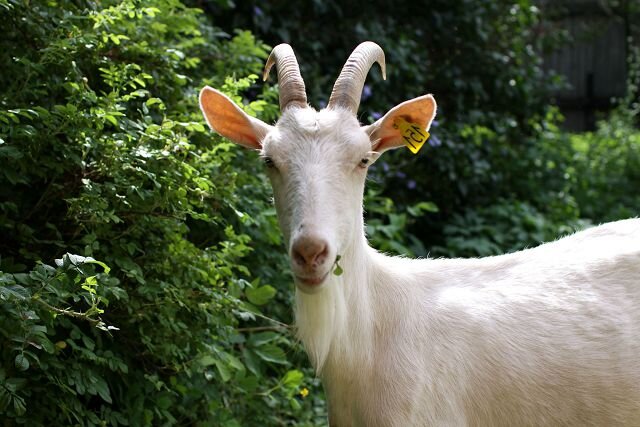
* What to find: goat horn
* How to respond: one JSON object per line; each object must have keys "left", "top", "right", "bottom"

{"left": 327, "top": 41, "right": 386, "bottom": 114}
{"left": 263, "top": 44, "right": 308, "bottom": 111}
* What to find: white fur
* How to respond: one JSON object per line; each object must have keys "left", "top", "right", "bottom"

{"left": 259, "top": 107, "right": 640, "bottom": 426}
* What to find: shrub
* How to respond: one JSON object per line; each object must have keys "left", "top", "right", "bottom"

{"left": 0, "top": 254, "right": 122, "bottom": 423}
{"left": 432, "top": 200, "right": 589, "bottom": 258}
{"left": 0, "top": 1, "right": 321, "bottom": 425}
{"left": 566, "top": 45, "right": 640, "bottom": 223}
{"left": 568, "top": 117, "right": 640, "bottom": 223}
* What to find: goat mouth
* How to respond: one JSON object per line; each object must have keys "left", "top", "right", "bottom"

{"left": 295, "top": 271, "right": 330, "bottom": 287}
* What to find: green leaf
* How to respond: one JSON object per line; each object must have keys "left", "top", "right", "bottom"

{"left": 214, "top": 360, "right": 231, "bottom": 382}
{"left": 81, "top": 335, "right": 95, "bottom": 351}
{"left": 198, "top": 355, "right": 217, "bottom": 367}
{"left": 254, "top": 344, "right": 287, "bottom": 365}
{"left": 237, "top": 375, "right": 259, "bottom": 393}
{"left": 0, "top": 284, "right": 29, "bottom": 301}
{"left": 86, "top": 259, "right": 111, "bottom": 274}
{"left": 94, "top": 377, "right": 112, "bottom": 403}
{"left": 333, "top": 254, "right": 343, "bottom": 276}
{"left": 282, "top": 369, "right": 303, "bottom": 388}
{"left": 14, "top": 354, "right": 29, "bottom": 371}
{"left": 242, "top": 348, "right": 262, "bottom": 376}
{"left": 33, "top": 335, "right": 55, "bottom": 354}
{"left": 4, "top": 378, "right": 26, "bottom": 392}
{"left": 226, "top": 354, "right": 245, "bottom": 373}
{"left": 289, "top": 398, "right": 301, "bottom": 410}
{"left": 12, "top": 395, "right": 26, "bottom": 416}
{"left": 407, "top": 201, "right": 439, "bottom": 216}
{"left": 0, "top": 391, "right": 8, "bottom": 412}
{"left": 248, "top": 332, "right": 279, "bottom": 347}
{"left": 104, "top": 115, "right": 118, "bottom": 126}
{"left": 245, "top": 285, "right": 276, "bottom": 306}
{"left": 156, "top": 393, "right": 172, "bottom": 410}
{"left": 191, "top": 122, "right": 205, "bottom": 132}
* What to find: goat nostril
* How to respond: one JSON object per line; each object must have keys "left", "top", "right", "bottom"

{"left": 313, "top": 245, "right": 328, "bottom": 266}
{"left": 293, "top": 250, "right": 306, "bottom": 267}
{"left": 292, "top": 236, "right": 329, "bottom": 268}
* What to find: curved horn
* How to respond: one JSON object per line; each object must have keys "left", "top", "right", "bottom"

{"left": 263, "top": 44, "right": 308, "bottom": 111}
{"left": 327, "top": 41, "right": 386, "bottom": 114}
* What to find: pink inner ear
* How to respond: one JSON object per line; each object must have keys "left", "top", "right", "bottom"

{"left": 238, "top": 130, "right": 261, "bottom": 148}
{"left": 199, "top": 86, "right": 268, "bottom": 150}
{"left": 374, "top": 135, "right": 396, "bottom": 152}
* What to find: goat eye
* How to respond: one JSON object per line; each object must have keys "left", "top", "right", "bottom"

{"left": 359, "top": 158, "right": 370, "bottom": 168}
{"left": 263, "top": 157, "right": 276, "bottom": 169}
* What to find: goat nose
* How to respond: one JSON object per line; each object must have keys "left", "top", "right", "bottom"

{"left": 291, "top": 236, "right": 329, "bottom": 268}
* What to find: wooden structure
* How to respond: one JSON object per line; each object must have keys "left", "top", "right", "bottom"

{"left": 543, "top": 0, "right": 632, "bottom": 130}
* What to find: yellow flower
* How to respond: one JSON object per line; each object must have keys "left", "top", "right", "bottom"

{"left": 300, "top": 387, "right": 309, "bottom": 398}
{"left": 55, "top": 341, "right": 67, "bottom": 350}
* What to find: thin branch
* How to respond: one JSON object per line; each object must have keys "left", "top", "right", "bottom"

{"left": 236, "top": 325, "right": 290, "bottom": 333}
{"left": 247, "top": 311, "right": 291, "bottom": 329}
{"left": 33, "top": 298, "right": 101, "bottom": 326}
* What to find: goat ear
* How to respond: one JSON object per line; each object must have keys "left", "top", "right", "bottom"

{"left": 363, "top": 95, "right": 437, "bottom": 153}
{"left": 199, "top": 86, "right": 273, "bottom": 150}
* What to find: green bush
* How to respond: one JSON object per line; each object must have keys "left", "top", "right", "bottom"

{"left": 432, "top": 200, "right": 589, "bottom": 258}
{"left": 568, "top": 116, "right": 640, "bottom": 223}
{"left": 565, "top": 46, "right": 640, "bottom": 223}
{"left": 0, "top": 254, "right": 122, "bottom": 422}
{"left": 0, "top": 1, "right": 321, "bottom": 425}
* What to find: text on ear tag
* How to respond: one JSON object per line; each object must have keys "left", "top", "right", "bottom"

{"left": 393, "top": 117, "right": 430, "bottom": 154}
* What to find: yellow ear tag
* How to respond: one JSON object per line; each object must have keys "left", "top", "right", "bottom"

{"left": 393, "top": 117, "right": 430, "bottom": 154}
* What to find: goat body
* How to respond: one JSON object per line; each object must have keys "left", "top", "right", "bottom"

{"left": 305, "top": 218, "right": 640, "bottom": 426}
{"left": 200, "top": 41, "right": 640, "bottom": 426}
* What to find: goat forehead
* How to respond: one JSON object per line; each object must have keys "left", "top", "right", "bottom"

{"left": 265, "top": 108, "right": 369, "bottom": 159}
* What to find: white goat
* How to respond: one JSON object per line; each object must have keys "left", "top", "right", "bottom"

{"left": 200, "top": 42, "right": 640, "bottom": 426}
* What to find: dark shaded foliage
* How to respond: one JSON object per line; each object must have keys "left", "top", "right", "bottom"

{"left": 0, "top": 0, "right": 321, "bottom": 425}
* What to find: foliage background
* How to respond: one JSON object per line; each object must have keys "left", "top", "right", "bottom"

{"left": 0, "top": 0, "right": 638, "bottom": 425}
